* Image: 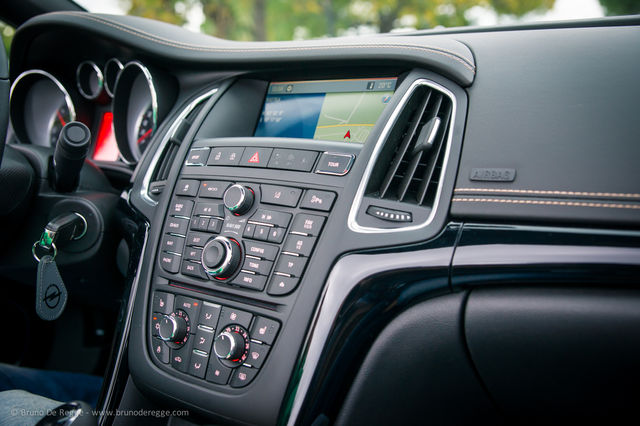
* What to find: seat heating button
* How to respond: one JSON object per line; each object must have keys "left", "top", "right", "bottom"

{"left": 250, "top": 317, "right": 280, "bottom": 345}
{"left": 153, "top": 292, "right": 174, "bottom": 315}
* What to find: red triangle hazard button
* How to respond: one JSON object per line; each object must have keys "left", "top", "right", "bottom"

{"left": 248, "top": 151, "right": 260, "bottom": 163}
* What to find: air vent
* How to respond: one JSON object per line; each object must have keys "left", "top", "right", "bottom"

{"left": 369, "top": 84, "right": 452, "bottom": 207}
{"left": 143, "top": 90, "right": 214, "bottom": 204}
{"left": 350, "top": 79, "right": 457, "bottom": 233}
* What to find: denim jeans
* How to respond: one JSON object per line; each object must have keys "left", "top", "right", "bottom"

{"left": 0, "top": 390, "right": 60, "bottom": 426}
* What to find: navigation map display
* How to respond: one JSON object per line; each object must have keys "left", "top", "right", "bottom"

{"left": 254, "top": 78, "right": 397, "bottom": 143}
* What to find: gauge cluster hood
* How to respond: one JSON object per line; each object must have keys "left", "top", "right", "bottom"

{"left": 10, "top": 12, "right": 477, "bottom": 86}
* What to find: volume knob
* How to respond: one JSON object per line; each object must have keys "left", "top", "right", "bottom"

{"left": 223, "top": 184, "right": 254, "bottom": 215}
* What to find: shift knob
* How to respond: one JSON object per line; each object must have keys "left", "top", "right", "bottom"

{"left": 52, "top": 121, "right": 91, "bottom": 192}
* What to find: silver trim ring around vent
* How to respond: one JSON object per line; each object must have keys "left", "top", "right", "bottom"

{"left": 140, "top": 87, "right": 219, "bottom": 206}
{"left": 347, "top": 79, "right": 457, "bottom": 234}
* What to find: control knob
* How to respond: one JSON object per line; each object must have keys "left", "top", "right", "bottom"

{"left": 213, "top": 325, "right": 250, "bottom": 367}
{"left": 201, "top": 236, "right": 242, "bottom": 278}
{"left": 158, "top": 312, "right": 188, "bottom": 345}
{"left": 223, "top": 184, "right": 254, "bottom": 215}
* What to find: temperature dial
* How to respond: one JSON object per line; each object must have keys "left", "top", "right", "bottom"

{"left": 213, "top": 325, "right": 250, "bottom": 367}
{"left": 158, "top": 310, "right": 190, "bottom": 347}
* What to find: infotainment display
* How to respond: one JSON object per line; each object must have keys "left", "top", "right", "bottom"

{"left": 254, "top": 77, "right": 397, "bottom": 143}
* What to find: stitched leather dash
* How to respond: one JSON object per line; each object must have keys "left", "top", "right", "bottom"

{"left": 49, "top": 12, "right": 476, "bottom": 73}
{"left": 454, "top": 188, "right": 640, "bottom": 199}
{"left": 452, "top": 197, "right": 640, "bottom": 210}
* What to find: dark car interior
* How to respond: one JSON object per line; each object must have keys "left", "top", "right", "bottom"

{"left": 0, "top": 0, "right": 639, "bottom": 425}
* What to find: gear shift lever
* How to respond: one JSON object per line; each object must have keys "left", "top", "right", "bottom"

{"left": 52, "top": 121, "right": 91, "bottom": 192}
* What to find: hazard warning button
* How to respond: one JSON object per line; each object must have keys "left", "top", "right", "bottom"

{"left": 240, "top": 148, "right": 273, "bottom": 168}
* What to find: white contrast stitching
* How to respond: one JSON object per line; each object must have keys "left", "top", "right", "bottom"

{"left": 454, "top": 188, "right": 640, "bottom": 198}
{"left": 452, "top": 197, "right": 640, "bottom": 210}
{"left": 49, "top": 12, "right": 476, "bottom": 73}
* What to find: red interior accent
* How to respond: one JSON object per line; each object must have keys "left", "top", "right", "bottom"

{"left": 93, "top": 112, "right": 119, "bottom": 161}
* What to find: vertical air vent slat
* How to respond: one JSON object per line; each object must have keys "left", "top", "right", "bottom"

{"left": 416, "top": 100, "right": 452, "bottom": 204}
{"left": 378, "top": 90, "right": 432, "bottom": 199}
{"left": 365, "top": 81, "right": 453, "bottom": 209}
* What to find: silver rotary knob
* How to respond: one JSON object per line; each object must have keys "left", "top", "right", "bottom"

{"left": 201, "top": 236, "right": 242, "bottom": 278}
{"left": 223, "top": 184, "right": 254, "bottom": 215}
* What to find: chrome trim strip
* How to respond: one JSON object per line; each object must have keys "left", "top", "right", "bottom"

{"left": 10, "top": 69, "right": 77, "bottom": 126}
{"left": 347, "top": 79, "right": 457, "bottom": 234}
{"left": 103, "top": 58, "right": 124, "bottom": 97}
{"left": 140, "top": 87, "right": 219, "bottom": 206}
{"left": 286, "top": 247, "right": 454, "bottom": 425}
{"left": 76, "top": 60, "right": 104, "bottom": 100}
{"left": 99, "top": 224, "right": 149, "bottom": 425}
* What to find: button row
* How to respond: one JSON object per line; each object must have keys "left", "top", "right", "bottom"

{"left": 151, "top": 291, "right": 280, "bottom": 388}
{"left": 186, "top": 146, "right": 355, "bottom": 176}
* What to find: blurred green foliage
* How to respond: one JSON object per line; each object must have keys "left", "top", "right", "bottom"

{"left": 127, "top": 0, "right": 560, "bottom": 40}
{"left": 1, "top": 21, "right": 14, "bottom": 55}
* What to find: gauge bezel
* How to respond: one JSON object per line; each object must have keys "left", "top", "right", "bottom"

{"left": 76, "top": 60, "right": 104, "bottom": 100}
{"left": 112, "top": 61, "right": 159, "bottom": 164}
{"left": 103, "top": 58, "right": 124, "bottom": 98}
{"left": 10, "top": 69, "right": 77, "bottom": 146}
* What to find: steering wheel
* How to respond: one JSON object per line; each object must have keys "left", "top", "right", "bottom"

{"left": 0, "top": 41, "right": 8, "bottom": 167}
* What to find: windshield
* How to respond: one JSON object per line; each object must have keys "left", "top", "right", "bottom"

{"left": 76, "top": 0, "right": 638, "bottom": 41}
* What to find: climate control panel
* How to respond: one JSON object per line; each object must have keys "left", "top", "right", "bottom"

{"left": 150, "top": 291, "right": 279, "bottom": 388}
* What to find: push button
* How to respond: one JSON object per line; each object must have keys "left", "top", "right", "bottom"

{"left": 315, "top": 152, "right": 354, "bottom": 176}
{"left": 186, "top": 232, "right": 210, "bottom": 247}
{"left": 218, "top": 306, "right": 252, "bottom": 330}
{"left": 198, "top": 302, "right": 221, "bottom": 328}
{"left": 243, "top": 241, "right": 279, "bottom": 261}
{"left": 243, "top": 223, "right": 256, "bottom": 239}
{"left": 151, "top": 313, "right": 162, "bottom": 336}
{"left": 275, "top": 254, "right": 308, "bottom": 277}
{"left": 251, "top": 209, "right": 292, "bottom": 228}
{"left": 175, "top": 296, "right": 201, "bottom": 325}
{"left": 193, "top": 326, "right": 215, "bottom": 354}
{"left": 246, "top": 342, "right": 270, "bottom": 369}
{"left": 283, "top": 235, "right": 316, "bottom": 257}
{"left": 231, "top": 272, "right": 267, "bottom": 291}
{"left": 230, "top": 366, "right": 258, "bottom": 388}
{"left": 162, "top": 235, "right": 184, "bottom": 254}
{"left": 153, "top": 292, "right": 174, "bottom": 314}
{"left": 175, "top": 179, "right": 199, "bottom": 196}
{"left": 240, "top": 148, "right": 272, "bottom": 168}
{"left": 207, "top": 218, "right": 223, "bottom": 234}
{"left": 300, "top": 190, "right": 336, "bottom": 212}
{"left": 206, "top": 356, "right": 233, "bottom": 385}
{"left": 152, "top": 337, "right": 170, "bottom": 364}
{"left": 243, "top": 257, "right": 273, "bottom": 275}
{"left": 164, "top": 217, "right": 189, "bottom": 236}
{"left": 267, "top": 148, "right": 318, "bottom": 172}
{"left": 160, "top": 253, "right": 180, "bottom": 274}
{"left": 169, "top": 198, "right": 194, "bottom": 217}
{"left": 267, "top": 275, "right": 300, "bottom": 296}
{"left": 171, "top": 340, "right": 193, "bottom": 373}
{"left": 190, "top": 217, "right": 209, "bottom": 232}
{"left": 291, "top": 214, "right": 325, "bottom": 236}
{"left": 208, "top": 147, "right": 244, "bottom": 166}
{"left": 251, "top": 317, "right": 280, "bottom": 345}
{"left": 253, "top": 225, "right": 270, "bottom": 241}
{"left": 195, "top": 202, "right": 224, "bottom": 218}
{"left": 199, "top": 181, "right": 231, "bottom": 199}
{"left": 181, "top": 260, "right": 207, "bottom": 279}
{"left": 185, "top": 148, "right": 209, "bottom": 166}
{"left": 188, "top": 350, "right": 209, "bottom": 378}
{"left": 267, "top": 227, "right": 286, "bottom": 244}
{"left": 183, "top": 247, "right": 202, "bottom": 262}
{"left": 260, "top": 185, "right": 302, "bottom": 207}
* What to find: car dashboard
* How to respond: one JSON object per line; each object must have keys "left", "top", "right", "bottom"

{"left": 4, "top": 11, "right": 640, "bottom": 426}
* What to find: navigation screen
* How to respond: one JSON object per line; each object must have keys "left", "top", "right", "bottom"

{"left": 254, "top": 77, "right": 397, "bottom": 143}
